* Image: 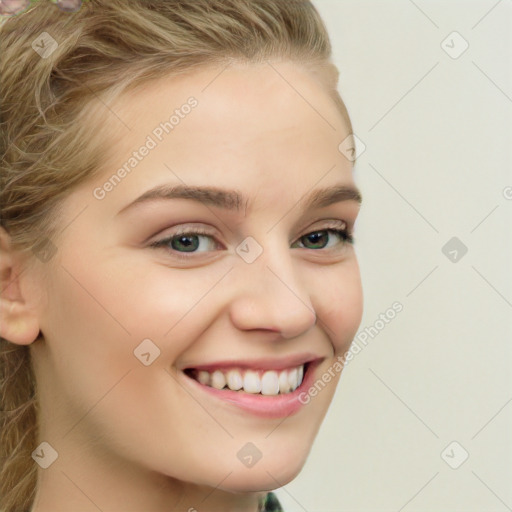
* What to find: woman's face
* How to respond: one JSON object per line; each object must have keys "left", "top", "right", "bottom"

{"left": 31, "top": 61, "right": 363, "bottom": 502}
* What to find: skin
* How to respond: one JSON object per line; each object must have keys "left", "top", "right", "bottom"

{"left": 0, "top": 60, "right": 363, "bottom": 512}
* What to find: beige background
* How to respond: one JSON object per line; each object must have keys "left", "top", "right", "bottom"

{"left": 275, "top": 1, "right": 512, "bottom": 510}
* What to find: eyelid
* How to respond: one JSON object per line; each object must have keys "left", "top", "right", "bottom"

{"left": 146, "top": 223, "right": 219, "bottom": 245}
{"left": 149, "top": 219, "right": 349, "bottom": 242}
{"left": 149, "top": 223, "right": 354, "bottom": 264}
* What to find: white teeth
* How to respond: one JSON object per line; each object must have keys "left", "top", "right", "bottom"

{"left": 192, "top": 364, "right": 305, "bottom": 395}
{"left": 197, "top": 370, "right": 210, "bottom": 386}
{"left": 243, "top": 370, "right": 262, "bottom": 394}
{"left": 287, "top": 367, "right": 298, "bottom": 391}
{"left": 226, "top": 369, "right": 243, "bottom": 391}
{"left": 211, "top": 370, "right": 226, "bottom": 390}
{"left": 278, "top": 370, "right": 292, "bottom": 394}
{"left": 261, "top": 371, "right": 279, "bottom": 396}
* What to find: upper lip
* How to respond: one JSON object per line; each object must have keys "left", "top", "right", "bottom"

{"left": 181, "top": 353, "right": 324, "bottom": 372}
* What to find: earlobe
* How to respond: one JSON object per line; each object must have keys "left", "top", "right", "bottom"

{"left": 0, "top": 226, "right": 41, "bottom": 346}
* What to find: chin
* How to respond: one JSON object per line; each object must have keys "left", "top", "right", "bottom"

{"left": 217, "top": 455, "right": 307, "bottom": 493}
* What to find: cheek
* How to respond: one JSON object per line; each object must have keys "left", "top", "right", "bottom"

{"left": 38, "top": 260, "right": 209, "bottom": 444}
{"left": 313, "top": 260, "right": 363, "bottom": 352}
{"left": 39, "top": 265, "right": 135, "bottom": 400}
{"left": 43, "top": 245, "right": 223, "bottom": 369}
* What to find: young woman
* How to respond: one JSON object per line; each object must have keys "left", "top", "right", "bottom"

{"left": 0, "top": 1, "right": 363, "bottom": 511}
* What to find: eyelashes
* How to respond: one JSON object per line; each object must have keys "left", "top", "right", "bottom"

{"left": 149, "top": 221, "right": 354, "bottom": 261}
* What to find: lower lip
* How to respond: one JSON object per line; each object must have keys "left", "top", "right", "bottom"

{"left": 180, "top": 360, "right": 322, "bottom": 419}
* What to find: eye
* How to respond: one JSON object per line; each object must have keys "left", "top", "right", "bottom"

{"left": 149, "top": 220, "right": 353, "bottom": 261}
{"left": 292, "top": 223, "right": 354, "bottom": 250}
{"left": 149, "top": 226, "right": 220, "bottom": 260}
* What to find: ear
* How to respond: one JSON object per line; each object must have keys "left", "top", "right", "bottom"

{"left": 0, "top": 226, "right": 41, "bottom": 345}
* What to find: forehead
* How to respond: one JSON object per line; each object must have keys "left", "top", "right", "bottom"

{"left": 107, "top": 60, "right": 349, "bottom": 149}
{"left": 87, "top": 61, "right": 355, "bottom": 214}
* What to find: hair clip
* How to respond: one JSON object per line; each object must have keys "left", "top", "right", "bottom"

{"left": 0, "top": 0, "right": 84, "bottom": 16}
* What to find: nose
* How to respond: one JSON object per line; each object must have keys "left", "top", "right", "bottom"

{"left": 229, "top": 244, "right": 317, "bottom": 339}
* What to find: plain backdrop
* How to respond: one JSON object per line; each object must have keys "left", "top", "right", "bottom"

{"left": 274, "top": 1, "right": 512, "bottom": 511}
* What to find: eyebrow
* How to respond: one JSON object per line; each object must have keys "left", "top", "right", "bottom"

{"left": 116, "top": 183, "right": 362, "bottom": 216}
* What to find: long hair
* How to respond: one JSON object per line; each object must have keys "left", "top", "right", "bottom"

{"left": 0, "top": 1, "right": 352, "bottom": 510}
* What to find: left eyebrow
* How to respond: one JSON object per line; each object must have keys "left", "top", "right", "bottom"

{"left": 116, "top": 183, "right": 362, "bottom": 216}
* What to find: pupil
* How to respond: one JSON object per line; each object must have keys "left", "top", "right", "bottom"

{"left": 306, "top": 232, "right": 326, "bottom": 248}
{"left": 173, "top": 235, "right": 199, "bottom": 252}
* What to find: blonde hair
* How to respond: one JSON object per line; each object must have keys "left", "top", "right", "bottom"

{"left": 0, "top": 1, "right": 352, "bottom": 510}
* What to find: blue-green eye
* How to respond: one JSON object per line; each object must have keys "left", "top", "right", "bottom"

{"left": 156, "top": 232, "right": 215, "bottom": 254}
{"left": 150, "top": 223, "right": 353, "bottom": 260}
{"left": 293, "top": 228, "right": 353, "bottom": 250}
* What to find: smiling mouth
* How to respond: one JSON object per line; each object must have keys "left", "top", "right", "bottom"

{"left": 183, "top": 362, "right": 309, "bottom": 396}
